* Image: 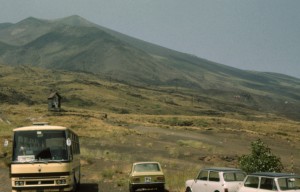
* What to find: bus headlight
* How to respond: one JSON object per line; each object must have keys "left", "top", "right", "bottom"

{"left": 56, "top": 179, "right": 66, "bottom": 185}
{"left": 15, "top": 181, "right": 25, "bottom": 186}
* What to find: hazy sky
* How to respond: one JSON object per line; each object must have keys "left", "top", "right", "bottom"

{"left": 1, "top": 0, "right": 300, "bottom": 78}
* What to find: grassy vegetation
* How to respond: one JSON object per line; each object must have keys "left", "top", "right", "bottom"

{"left": 1, "top": 102, "right": 299, "bottom": 191}
{"left": 1, "top": 16, "right": 300, "bottom": 191}
{"left": 0, "top": 65, "right": 300, "bottom": 191}
{"left": 1, "top": 16, "right": 300, "bottom": 122}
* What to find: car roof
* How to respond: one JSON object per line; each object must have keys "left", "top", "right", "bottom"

{"left": 133, "top": 161, "right": 160, "bottom": 165}
{"left": 248, "top": 172, "right": 300, "bottom": 178}
{"left": 202, "top": 167, "right": 243, "bottom": 172}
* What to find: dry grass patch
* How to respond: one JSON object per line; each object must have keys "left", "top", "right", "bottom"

{"left": 177, "top": 140, "right": 213, "bottom": 150}
{"left": 1, "top": 104, "right": 300, "bottom": 191}
{"left": 106, "top": 114, "right": 299, "bottom": 139}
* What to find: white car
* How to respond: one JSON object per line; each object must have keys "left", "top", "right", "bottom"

{"left": 238, "top": 172, "right": 300, "bottom": 192}
{"left": 185, "top": 167, "right": 246, "bottom": 192}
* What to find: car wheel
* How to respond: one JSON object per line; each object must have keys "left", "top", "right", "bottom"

{"left": 129, "top": 184, "right": 135, "bottom": 192}
{"left": 157, "top": 185, "right": 165, "bottom": 192}
{"left": 185, "top": 187, "right": 192, "bottom": 192}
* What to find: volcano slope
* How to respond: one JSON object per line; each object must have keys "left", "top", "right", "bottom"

{"left": 0, "top": 104, "right": 299, "bottom": 192}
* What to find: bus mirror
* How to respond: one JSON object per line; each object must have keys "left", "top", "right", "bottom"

{"left": 4, "top": 139, "right": 8, "bottom": 147}
{"left": 66, "top": 138, "right": 72, "bottom": 146}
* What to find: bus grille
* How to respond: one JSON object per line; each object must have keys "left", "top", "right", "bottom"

{"left": 26, "top": 180, "right": 55, "bottom": 185}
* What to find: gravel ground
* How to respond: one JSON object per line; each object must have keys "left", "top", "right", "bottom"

{"left": 0, "top": 167, "right": 10, "bottom": 192}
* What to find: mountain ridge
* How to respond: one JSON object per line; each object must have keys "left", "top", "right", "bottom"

{"left": 0, "top": 15, "right": 300, "bottom": 120}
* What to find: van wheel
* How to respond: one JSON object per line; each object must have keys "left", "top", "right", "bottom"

{"left": 185, "top": 187, "right": 192, "bottom": 192}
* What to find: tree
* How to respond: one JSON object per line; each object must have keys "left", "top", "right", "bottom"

{"left": 238, "top": 139, "right": 284, "bottom": 173}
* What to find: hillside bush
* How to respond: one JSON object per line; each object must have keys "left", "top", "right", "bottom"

{"left": 162, "top": 117, "right": 194, "bottom": 126}
{"left": 238, "top": 139, "right": 284, "bottom": 173}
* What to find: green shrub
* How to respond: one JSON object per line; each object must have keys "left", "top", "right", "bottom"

{"left": 162, "top": 117, "right": 193, "bottom": 126}
{"left": 238, "top": 139, "right": 283, "bottom": 173}
{"left": 102, "top": 168, "right": 114, "bottom": 179}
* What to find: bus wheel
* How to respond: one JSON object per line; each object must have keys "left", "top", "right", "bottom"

{"left": 78, "top": 168, "right": 81, "bottom": 185}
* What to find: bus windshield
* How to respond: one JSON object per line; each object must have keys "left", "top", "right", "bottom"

{"left": 13, "top": 130, "right": 69, "bottom": 162}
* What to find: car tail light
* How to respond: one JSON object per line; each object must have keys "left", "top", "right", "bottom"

{"left": 157, "top": 176, "right": 165, "bottom": 182}
{"left": 132, "top": 177, "right": 140, "bottom": 183}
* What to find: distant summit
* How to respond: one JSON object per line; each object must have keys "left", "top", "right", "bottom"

{"left": 53, "top": 15, "right": 97, "bottom": 27}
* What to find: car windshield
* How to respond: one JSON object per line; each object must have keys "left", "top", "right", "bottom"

{"left": 278, "top": 177, "right": 300, "bottom": 191}
{"left": 224, "top": 172, "right": 246, "bottom": 182}
{"left": 12, "top": 130, "right": 69, "bottom": 162}
{"left": 134, "top": 163, "right": 160, "bottom": 172}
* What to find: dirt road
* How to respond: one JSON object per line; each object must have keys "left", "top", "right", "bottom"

{"left": 0, "top": 167, "right": 10, "bottom": 192}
